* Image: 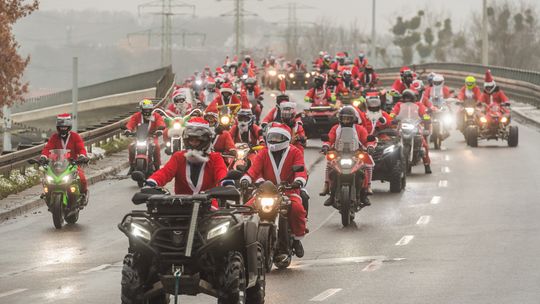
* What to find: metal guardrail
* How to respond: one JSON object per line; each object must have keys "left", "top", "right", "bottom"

{"left": 0, "top": 68, "right": 176, "bottom": 177}
{"left": 377, "top": 62, "right": 540, "bottom": 107}
{"left": 13, "top": 66, "right": 172, "bottom": 114}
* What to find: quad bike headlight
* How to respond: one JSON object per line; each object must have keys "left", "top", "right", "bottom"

{"left": 268, "top": 70, "right": 277, "bottom": 77}
{"left": 305, "top": 73, "right": 311, "bottom": 78}
{"left": 465, "top": 107, "right": 475, "bottom": 116}
{"left": 501, "top": 116, "right": 508, "bottom": 123}
{"left": 480, "top": 116, "right": 488, "bottom": 124}
{"left": 207, "top": 221, "right": 230, "bottom": 240}
{"left": 289, "top": 73, "right": 295, "bottom": 79}
{"left": 136, "top": 141, "right": 147, "bottom": 147}
{"left": 260, "top": 197, "right": 277, "bottom": 213}
{"left": 131, "top": 222, "right": 151, "bottom": 241}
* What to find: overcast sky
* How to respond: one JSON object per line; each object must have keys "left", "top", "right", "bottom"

{"left": 37, "top": 0, "right": 538, "bottom": 33}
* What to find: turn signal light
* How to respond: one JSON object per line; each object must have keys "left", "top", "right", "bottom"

{"left": 326, "top": 152, "right": 337, "bottom": 161}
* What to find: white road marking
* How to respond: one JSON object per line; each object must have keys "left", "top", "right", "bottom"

{"left": 307, "top": 210, "right": 337, "bottom": 237}
{"left": 430, "top": 196, "right": 441, "bottom": 204}
{"left": 310, "top": 288, "right": 342, "bottom": 302}
{"left": 290, "top": 256, "right": 386, "bottom": 269}
{"left": 441, "top": 166, "right": 450, "bottom": 173}
{"left": 78, "top": 264, "right": 111, "bottom": 274}
{"left": 0, "top": 288, "right": 28, "bottom": 298}
{"left": 362, "top": 260, "right": 383, "bottom": 272}
{"left": 395, "top": 235, "right": 414, "bottom": 246}
{"left": 438, "top": 180, "right": 448, "bottom": 187}
{"left": 444, "top": 155, "right": 450, "bottom": 161}
{"left": 416, "top": 215, "right": 431, "bottom": 225}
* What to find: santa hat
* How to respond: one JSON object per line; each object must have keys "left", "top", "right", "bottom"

{"left": 279, "top": 78, "right": 287, "bottom": 94}
{"left": 336, "top": 52, "right": 346, "bottom": 58}
{"left": 267, "top": 122, "right": 292, "bottom": 140}
{"left": 220, "top": 82, "right": 235, "bottom": 94}
{"left": 206, "top": 77, "right": 215, "bottom": 84}
{"left": 279, "top": 101, "right": 297, "bottom": 110}
{"left": 484, "top": 69, "right": 496, "bottom": 87}
{"left": 56, "top": 113, "right": 73, "bottom": 127}
{"left": 400, "top": 66, "right": 411, "bottom": 74}
{"left": 232, "top": 56, "right": 238, "bottom": 64}
{"left": 186, "top": 117, "right": 211, "bottom": 129}
{"left": 172, "top": 89, "right": 184, "bottom": 99}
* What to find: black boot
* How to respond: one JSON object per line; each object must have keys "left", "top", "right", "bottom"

{"left": 324, "top": 194, "right": 334, "bottom": 206}
{"left": 360, "top": 193, "right": 371, "bottom": 207}
{"left": 127, "top": 164, "right": 134, "bottom": 175}
{"left": 319, "top": 182, "right": 329, "bottom": 196}
{"left": 425, "top": 164, "right": 432, "bottom": 174}
{"left": 80, "top": 192, "right": 89, "bottom": 207}
{"left": 293, "top": 240, "right": 304, "bottom": 258}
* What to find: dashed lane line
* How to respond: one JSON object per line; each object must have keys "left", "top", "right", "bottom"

{"left": 361, "top": 260, "right": 383, "bottom": 272}
{"left": 438, "top": 180, "right": 448, "bottom": 187}
{"left": 0, "top": 288, "right": 28, "bottom": 298}
{"left": 306, "top": 210, "right": 338, "bottom": 237}
{"left": 310, "top": 288, "right": 343, "bottom": 302}
{"left": 430, "top": 196, "right": 441, "bottom": 205}
{"left": 416, "top": 215, "right": 431, "bottom": 225}
{"left": 442, "top": 166, "right": 451, "bottom": 173}
{"left": 444, "top": 155, "right": 450, "bottom": 161}
{"left": 395, "top": 235, "right": 414, "bottom": 246}
{"left": 78, "top": 264, "right": 111, "bottom": 274}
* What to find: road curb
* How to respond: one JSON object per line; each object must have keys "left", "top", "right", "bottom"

{"left": 512, "top": 108, "right": 540, "bottom": 129}
{"left": 0, "top": 160, "right": 129, "bottom": 223}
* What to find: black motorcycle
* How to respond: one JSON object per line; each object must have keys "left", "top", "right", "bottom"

{"left": 124, "top": 122, "right": 163, "bottom": 187}
{"left": 118, "top": 186, "right": 265, "bottom": 304}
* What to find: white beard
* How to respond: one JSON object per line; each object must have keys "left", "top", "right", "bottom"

{"left": 185, "top": 149, "right": 209, "bottom": 164}
{"left": 366, "top": 110, "right": 382, "bottom": 124}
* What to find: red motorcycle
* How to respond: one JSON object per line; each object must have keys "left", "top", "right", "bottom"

{"left": 466, "top": 102, "right": 518, "bottom": 147}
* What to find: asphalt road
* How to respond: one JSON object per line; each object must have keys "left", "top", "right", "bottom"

{"left": 1, "top": 90, "right": 540, "bottom": 304}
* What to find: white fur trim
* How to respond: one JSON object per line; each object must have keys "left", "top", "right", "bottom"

{"left": 240, "top": 175, "right": 252, "bottom": 183}
{"left": 146, "top": 178, "right": 158, "bottom": 185}
{"left": 185, "top": 150, "right": 209, "bottom": 164}
{"left": 220, "top": 87, "right": 234, "bottom": 94}
{"left": 268, "top": 127, "right": 291, "bottom": 140}
{"left": 294, "top": 177, "right": 307, "bottom": 187}
{"left": 279, "top": 101, "right": 297, "bottom": 110}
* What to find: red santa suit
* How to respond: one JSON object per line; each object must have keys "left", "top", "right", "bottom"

{"left": 206, "top": 93, "right": 250, "bottom": 113}
{"left": 480, "top": 89, "right": 509, "bottom": 105}
{"left": 212, "top": 130, "right": 235, "bottom": 153}
{"left": 126, "top": 112, "right": 166, "bottom": 168}
{"left": 229, "top": 124, "right": 263, "bottom": 146}
{"left": 361, "top": 111, "right": 393, "bottom": 135}
{"left": 305, "top": 87, "right": 333, "bottom": 106}
{"left": 358, "top": 71, "right": 379, "bottom": 88}
{"left": 391, "top": 79, "right": 412, "bottom": 94}
{"left": 243, "top": 144, "right": 307, "bottom": 238}
{"left": 147, "top": 151, "right": 227, "bottom": 202}
{"left": 354, "top": 57, "right": 368, "bottom": 70}
{"left": 421, "top": 85, "right": 452, "bottom": 108}
{"left": 457, "top": 86, "right": 482, "bottom": 102}
{"left": 42, "top": 131, "right": 88, "bottom": 193}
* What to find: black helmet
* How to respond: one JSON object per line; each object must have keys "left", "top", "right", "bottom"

{"left": 314, "top": 75, "right": 325, "bottom": 88}
{"left": 401, "top": 89, "right": 416, "bottom": 103}
{"left": 338, "top": 106, "right": 357, "bottom": 127}
{"left": 296, "top": 58, "right": 302, "bottom": 65}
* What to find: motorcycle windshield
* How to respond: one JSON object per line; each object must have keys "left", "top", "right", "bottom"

{"left": 335, "top": 127, "right": 359, "bottom": 153}
{"left": 136, "top": 123, "right": 150, "bottom": 141}
{"left": 395, "top": 103, "right": 420, "bottom": 121}
{"left": 48, "top": 149, "right": 71, "bottom": 173}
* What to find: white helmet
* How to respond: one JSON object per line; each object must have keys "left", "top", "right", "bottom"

{"left": 433, "top": 74, "right": 444, "bottom": 86}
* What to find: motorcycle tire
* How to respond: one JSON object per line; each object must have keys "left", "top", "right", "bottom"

{"left": 257, "top": 225, "right": 274, "bottom": 273}
{"left": 508, "top": 126, "right": 518, "bottom": 147}
{"left": 121, "top": 253, "right": 167, "bottom": 304}
{"left": 467, "top": 127, "right": 478, "bottom": 147}
{"left": 389, "top": 161, "right": 404, "bottom": 193}
{"left": 246, "top": 245, "right": 266, "bottom": 304}
{"left": 340, "top": 185, "right": 351, "bottom": 227}
{"left": 403, "top": 145, "right": 412, "bottom": 175}
{"left": 431, "top": 124, "right": 441, "bottom": 150}
{"left": 51, "top": 193, "right": 64, "bottom": 229}
{"left": 274, "top": 217, "right": 292, "bottom": 270}
{"left": 218, "top": 252, "right": 247, "bottom": 304}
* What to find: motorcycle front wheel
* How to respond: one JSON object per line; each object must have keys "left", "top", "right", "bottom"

{"left": 51, "top": 193, "right": 64, "bottom": 229}
{"left": 340, "top": 185, "right": 351, "bottom": 227}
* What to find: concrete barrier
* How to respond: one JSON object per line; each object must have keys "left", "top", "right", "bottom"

{"left": 12, "top": 88, "right": 156, "bottom": 123}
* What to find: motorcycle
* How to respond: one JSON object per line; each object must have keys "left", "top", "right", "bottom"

{"left": 245, "top": 91, "right": 264, "bottom": 124}
{"left": 125, "top": 122, "right": 162, "bottom": 187}
{"left": 154, "top": 108, "right": 184, "bottom": 155}
{"left": 429, "top": 96, "right": 453, "bottom": 149}
{"left": 454, "top": 97, "right": 479, "bottom": 138}
{"left": 466, "top": 102, "right": 518, "bottom": 147}
{"left": 371, "top": 128, "right": 406, "bottom": 193}
{"left": 28, "top": 149, "right": 88, "bottom": 229}
{"left": 218, "top": 104, "right": 241, "bottom": 129}
{"left": 321, "top": 129, "right": 369, "bottom": 227}
{"left": 246, "top": 166, "right": 305, "bottom": 271}
{"left": 394, "top": 102, "right": 426, "bottom": 174}
{"left": 118, "top": 186, "right": 265, "bottom": 304}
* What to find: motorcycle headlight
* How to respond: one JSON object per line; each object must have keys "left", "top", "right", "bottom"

{"left": 443, "top": 115, "right": 453, "bottom": 125}
{"left": 501, "top": 116, "right": 508, "bottom": 123}
{"left": 289, "top": 73, "right": 295, "bottom": 79}
{"left": 340, "top": 158, "right": 353, "bottom": 168}
{"left": 383, "top": 145, "right": 395, "bottom": 155}
{"left": 268, "top": 70, "right": 277, "bottom": 76}
{"left": 131, "top": 222, "right": 151, "bottom": 241}
{"left": 195, "top": 80, "right": 202, "bottom": 85}
{"left": 305, "top": 73, "right": 311, "bottom": 78}
{"left": 480, "top": 116, "right": 487, "bottom": 124}
{"left": 62, "top": 175, "right": 71, "bottom": 183}
{"left": 136, "top": 141, "right": 147, "bottom": 147}
{"left": 401, "top": 123, "right": 414, "bottom": 130}
{"left": 260, "top": 197, "right": 276, "bottom": 213}
{"left": 173, "top": 122, "right": 181, "bottom": 129}
{"left": 242, "top": 74, "right": 248, "bottom": 80}
{"left": 465, "top": 107, "right": 475, "bottom": 116}
{"left": 220, "top": 115, "right": 231, "bottom": 125}
{"left": 207, "top": 221, "right": 230, "bottom": 240}
{"left": 46, "top": 176, "right": 54, "bottom": 183}
{"left": 353, "top": 100, "right": 361, "bottom": 107}
{"left": 166, "top": 142, "right": 171, "bottom": 147}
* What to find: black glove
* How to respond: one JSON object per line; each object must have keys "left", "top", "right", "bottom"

{"left": 367, "top": 135, "right": 376, "bottom": 142}
{"left": 39, "top": 155, "right": 48, "bottom": 165}
{"left": 77, "top": 155, "right": 89, "bottom": 164}
{"left": 367, "top": 146, "right": 375, "bottom": 155}
{"left": 154, "top": 130, "right": 164, "bottom": 137}
{"left": 321, "top": 145, "right": 330, "bottom": 154}
{"left": 292, "top": 180, "right": 303, "bottom": 189}
{"left": 124, "top": 129, "right": 132, "bottom": 136}
{"left": 144, "top": 180, "right": 157, "bottom": 188}
{"left": 378, "top": 117, "right": 387, "bottom": 124}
